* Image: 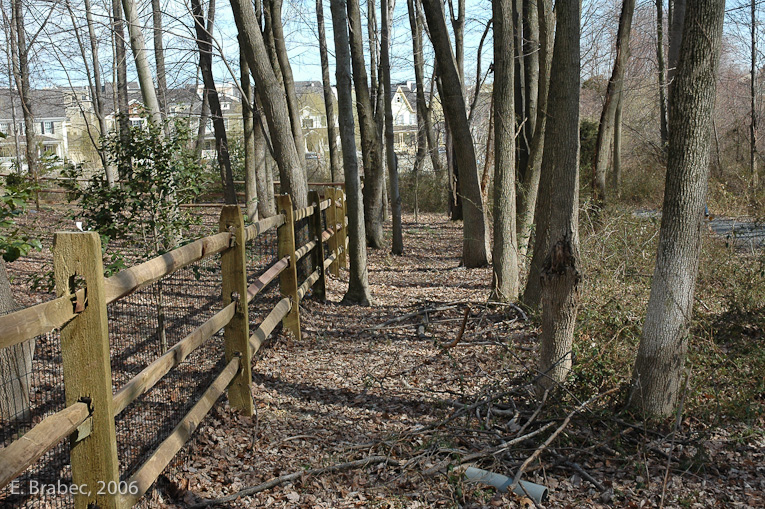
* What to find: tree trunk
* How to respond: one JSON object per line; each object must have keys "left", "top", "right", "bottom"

{"left": 316, "top": 0, "right": 341, "bottom": 182}
{"left": 656, "top": 0, "right": 669, "bottom": 149}
{"left": 592, "top": 0, "right": 635, "bottom": 205}
{"left": 368, "top": 0, "right": 379, "bottom": 116}
{"left": 0, "top": 259, "right": 34, "bottom": 422}
{"left": 517, "top": 0, "right": 553, "bottom": 260}
{"left": 612, "top": 91, "right": 623, "bottom": 193}
{"left": 667, "top": 0, "right": 685, "bottom": 102}
{"left": 751, "top": 0, "right": 759, "bottom": 189}
{"left": 192, "top": 0, "right": 237, "bottom": 205}
{"left": 631, "top": 0, "right": 724, "bottom": 418}
{"left": 491, "top": 0, "right": 520, "bottom": 302}
{"left": 9, "top": 0, "right": 38, "bottom": 180}
{"left": 514, "top": 0, "right": 530, "bottom": 182}
{"left": 111, "top": 0, "right": 130, "bottom": 140}
{"left": 537, "top": 0, "right": 581, "bottom": 393}
{"left": 195, "top": 89, "right": 211, "bottom": 158}
{"left": 151, "top": 0, "right": 168, "bottom": 117}
{"left": 330, "top": 0, "right": 372, "bottom": 305}
{"left": 267, "top": 0, "right": 306, "bottom": 161}
{"left": 523, "top": 0, "right": 539, "bottom": 142}
{"left": 122, "top": 0, "right": 163, "bottom": 126}
{"left": 346, "top": 0, "right": 385, "bottom": 248}
{"left": 229, "top": 0, "right": 308, "bottom": 208}
{"left": 381, "top": 0, "right": 403, "bottom": 255}
{"left": 422, "top": 0, "right": 490, "bottom": 267}
{"left": 242, "top": 50, "right": 258, "bottom": 221}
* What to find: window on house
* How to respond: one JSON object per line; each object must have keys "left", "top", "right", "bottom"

{"left": 41, "top": 121, "right": 55, "bottom": 135}
{"left": 0, "top": 123, "right": 7, "bottom": 134}
{"left": 395, "top": 115, "right": 404, "bottom": 125}
{"left": 224, "top": 118, "right": 230, "bottom": 130}
{"left": 221, "top": 102, "right": 230, "bottom": 110}
{"left": 302, "top": 118, "right": 314, "bottom": 129}
{"left": 130, "top": 119, "right": 143, "bottom": 128}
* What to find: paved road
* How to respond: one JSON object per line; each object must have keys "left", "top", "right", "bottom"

{"left": 632, "top": 209, "right": 764, "bottom": 249}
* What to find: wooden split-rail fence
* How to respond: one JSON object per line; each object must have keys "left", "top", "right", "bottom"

{"left": 0, "top": 188, "right": 348, "bottom": 508}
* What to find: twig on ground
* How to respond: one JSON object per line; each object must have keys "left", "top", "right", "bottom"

{"left": 511, "top": 388, "right": 619, "bottom": 489}
{"left": 367, "top": 304, "right": 459, "bottom": 330}
{"left": 188, "top": 456, "right": 400, "bottom": 508}
{"left": 441, "top": 306, "right": 471, "bottom": 348}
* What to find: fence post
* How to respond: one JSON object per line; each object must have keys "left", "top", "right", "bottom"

{"left": 339, "top": 185, "right": 348, "bottom": 270}
{"left": 308, "top": 190, "right": 327, "bottom": 301}
{"left": 277, "top": 194, "right": 301, "bottom": 341}
{"left": 219, "top": 205, "right": 254, "bottom": 416}
{"left": 326, "top": 187, "right": 340, "bottom": 277}
{"left": 54, "top": 232, "right": 120, "bottom": 509}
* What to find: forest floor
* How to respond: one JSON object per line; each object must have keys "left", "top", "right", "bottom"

{"left": 146, "top": 213, "right": 762, "bottom": 509}
{"left": 6, "top": 208, "right": 764, "bottom": 508}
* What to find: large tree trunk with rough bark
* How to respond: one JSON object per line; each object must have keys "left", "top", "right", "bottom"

{"left": 517, "top": 0, "right": 553, "bottom": 260}
{"left": 490, "top": 0, "right": 519, "bottom": 302}
{"left": 0, "top": 260, "right": 33, "bottom": 422}
{"left": 536, "top": 0, "right": 581, "bottom": 393}
{"left": 592, "top": 0, "right": 635, "bottom": 205}
{"left": 316, "top": 0, "right": 341, "bottom": 182}
{"left": 241, "top": 50, "right": 258, "bottom": 220}
{"left": 112, "top": 0, "right": 131, "bottom": 156}
{"left": 346, "top": 0, "right": 385, "bottom": 248}
{"left": 422, "top": 0, "right": 490, "bottom": 267}
{"left": 330, "top": 0, "right": 372, "bottom": 306}
{"left": 229, "top": 0, "right": 308, "bottom": 208}
{"left": 192, "top": 0, "right": 237, "bottom": 205}
{"left": 631, "top": 0, "right": 724, "bottom": 418}
{"left": 656, "top": 0, "right": 669, "bottom": 149}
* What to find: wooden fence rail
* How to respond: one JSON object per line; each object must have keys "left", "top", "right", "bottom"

{"left": 0, "top": 190, "right": 348, "bottom": 508}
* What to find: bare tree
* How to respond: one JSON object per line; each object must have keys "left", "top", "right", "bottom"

{"left": 191, "top": 0, "right": 237, "bottom": 204}
{"left": 151, "top": 0, "right": 168, "bottom": 116}
{"left": 536, "top": 0, "right": 581, "bottom": 392}
{"left": 422, "top": 0, "right": 490, "bottom": 267}
{"left": 490, "top": 0, "right": 519, "bottom": 302}
{"left": 111, "top": 0, "right": 130, "bottom": 158}
{"left": 592, "top": 0, "right": 635, "bottom": 204}
{"left": 381, "top": 0, "right": 402, "bottom": 254}
{"left": 329, "top": 0, "right": 372, "bottom": 305}
{"left": 346, "top": 0, "right": 385, "bottom": 248}
{"left": 656, "top": 0, "right": 668, "bottom": 148}
{"left": 631, "top": 0, "right": 725, "bottom": 418}
{"left": 750, "top": 0, "right": 759, "bottom": 189}
{"left": 122, "top": 0, "right": 163, "bottom": 126}
{"left": 316, "top": 0, "right": 341, "bottom": 182}
{"left": 229, "top": 0, "right": 308, "bottom": 207}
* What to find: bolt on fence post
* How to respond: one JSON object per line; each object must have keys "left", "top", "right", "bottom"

{"left": 219, "top": 205, "right": 254, "bottom": 416}
{"left": 277, "top": 194, "right": 301, "bottom": 342}
{"left": 54, "top": 232, "right": 120, "bottom": 509}
{"left": 326, "top": 187, "right": 340, "bottom": 277}
{"left": 339, "top": 184, "right": 348, "bottom": 270}
{"left": 309, "top": 190, "right": 327, "bottom": 301}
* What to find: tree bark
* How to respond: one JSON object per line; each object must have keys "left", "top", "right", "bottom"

{"left": 514, "top": 0, "right": 530, "bottom": 182}
{"left": 242, "top": 49, "right": 258, "bottom": 220}
{"left": 381, "top": 0, "right": 403, "bottom": 255}
{"left": 9, "top": 0, "right": 37, "bottom": 180}
{"left": 316, "top": 0, "right": 342, "bottom": 182}
{"left": 537, "top": 0, "right": 581, "bottom": 393}
{"left": 229, "top": 0, "right": 308, "bottom": 208}
{"left": 667, "top": 0, "right": 685, "bottom": 102}
{"left": 517, "top": 0, "right": 553, "bottom": 260}
{"left": 592, "top": 0, "right": 635, "bottom": 205}
{"left": 490, "top": 0, "right": 520, "bottom": 302}
{"left": 656, "top": 0, "right": 669, "bottom": 148}
{"left": 330, "top": 0, "right": 372, "bottom": 305}
{"left": 751, "top": 0, "right": 759, "bottom": 189}
{"left": 122, "top": 0, "right": 163, "bottom": 126}
{"left": 151, "top": 0, "right": 168, "bottom": 117}
{"left": 111, "top": 0, "right": 130, "bottom": 151}
{"left": 0, "top": 259, "right": 33, "bottom": 422}
{"left": 346, "top": 0, "right": 385, "bottom": 248}
{"left": 422, "top": 0, "right": 490, "bottom": 267}
{"left": 631, "top": 0, "right": 724, "bottom": 418}
{"left": 267, "top": 0, "right": 306, "bottom": 161}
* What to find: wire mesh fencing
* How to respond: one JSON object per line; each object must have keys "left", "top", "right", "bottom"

{"left": 0, "top": 331, "right": 73, "bottom": 508}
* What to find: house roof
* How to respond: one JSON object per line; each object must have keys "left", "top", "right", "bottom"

{"left": 0, "top": 88, "right": 69, "bottom": 120}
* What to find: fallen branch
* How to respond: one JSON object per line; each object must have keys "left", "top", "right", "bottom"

{"left": 511, "top": 387, "right": 619, "bottom": 489}
{"left": 441, "top": 306, "right": 471, "bottom": 348}
{"left": 188, "top": 456, "right": 400, "bottom": 508}
{"left": 367, "top": 305, "right": 459, "bottom": 330}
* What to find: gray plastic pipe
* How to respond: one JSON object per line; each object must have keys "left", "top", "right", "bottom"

{"left": 464, "top": 466, "right": 549, "bottom": 504}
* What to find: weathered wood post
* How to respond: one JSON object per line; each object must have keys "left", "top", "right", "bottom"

{"left": 54, "top": 232, "right": 120, "bottom": 509}
{"left": 309, "top": 190, "right": 327, "bottom": 301}
{"left": 277, "top": 194, "right": 301, "bottom": 341}
{"left": 219, "top": 205, "right": 254, "bottom": 416}
{"left": 339, "top": 184, "right": 348, "bottom": 270}
{"left": 326, "top": 187, "right": 340, "bottom": 277}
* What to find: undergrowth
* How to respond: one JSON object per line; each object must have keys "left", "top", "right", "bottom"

{"left": 572, "top": 206, "right": 764, "bottom": 425}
